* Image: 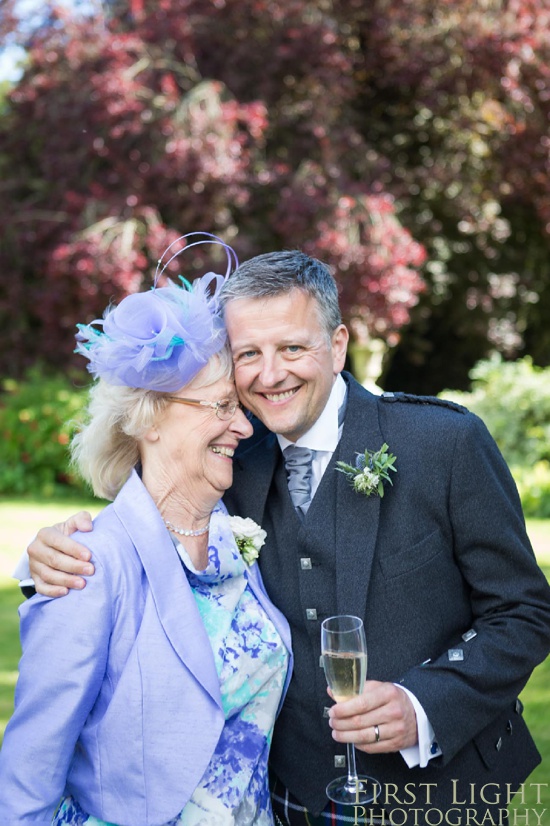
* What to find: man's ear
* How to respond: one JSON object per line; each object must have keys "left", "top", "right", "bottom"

{"left": 331, "top": 324, "right": 349, "bottom": 374}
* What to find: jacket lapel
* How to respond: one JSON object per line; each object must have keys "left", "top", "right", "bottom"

{"left": 227, "top": 428, "right": 279, "bottom": 526}
{"left": 113, "top": 470, "right": 222, "bottom": 707}
{"left": 334, "top": 377, "right": 384, "bottom": 619}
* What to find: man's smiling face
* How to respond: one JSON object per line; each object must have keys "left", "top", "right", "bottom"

{"left": 224, "top": 289, "right": 348, "bottom": 442}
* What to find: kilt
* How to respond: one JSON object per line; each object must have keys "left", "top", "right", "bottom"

{"left": 270, "top": 776, "right": 389, "bottom": 826}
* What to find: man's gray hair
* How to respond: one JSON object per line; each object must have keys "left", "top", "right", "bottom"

{"left": 220, "top": 251, "right": 342, "bottom": 334}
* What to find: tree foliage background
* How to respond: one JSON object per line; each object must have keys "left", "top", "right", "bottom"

{"left": 1, "top": 0, "right": 549, "bottom": 392}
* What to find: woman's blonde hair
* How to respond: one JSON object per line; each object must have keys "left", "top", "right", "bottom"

{"left": 70, "top": 346, "right": 233, "bottom": 501}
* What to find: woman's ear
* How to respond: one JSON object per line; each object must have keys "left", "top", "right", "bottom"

{"left": 142, "top": 426, "right": 160, "bottom": 443}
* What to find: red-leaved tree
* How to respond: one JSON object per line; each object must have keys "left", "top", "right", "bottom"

{"left": 0, "top": 0, "right": 426, "bottom": 379}
{"left": 1, "top": 0, "right": 549, "bottom": 391}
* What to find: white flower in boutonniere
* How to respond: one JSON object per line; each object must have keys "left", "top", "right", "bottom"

{"left": 228, "top": 515, "right": 267, "bottom": 565}
{"left": 336, "top": 443, "right": 397, "bottom": 497}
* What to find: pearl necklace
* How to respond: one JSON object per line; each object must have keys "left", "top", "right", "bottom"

{"left": 163, "top": 517, "right": 210, "bottom": 537}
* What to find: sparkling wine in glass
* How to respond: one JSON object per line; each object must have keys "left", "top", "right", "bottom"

{"left": 321, "top": 615, "right": 381, "bottom": 806}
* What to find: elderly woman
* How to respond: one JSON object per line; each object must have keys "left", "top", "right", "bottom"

{"left": 0, "top": 236, "right": 292, "bottom": 825}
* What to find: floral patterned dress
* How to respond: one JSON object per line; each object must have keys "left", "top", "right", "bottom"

{"left": 54, "top": 507, "right": 288, "bottom": 825}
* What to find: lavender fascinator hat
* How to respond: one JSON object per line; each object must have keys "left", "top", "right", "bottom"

{"left": 75, "top": 232, "right": 237, "bottom": 392}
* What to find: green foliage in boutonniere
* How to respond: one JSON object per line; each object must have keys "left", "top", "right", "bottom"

{"left": 336, "top": 443, "right": 397, "bottom": 497}
{"left": 227, "top": 515, "right": 267, "bottom": 565}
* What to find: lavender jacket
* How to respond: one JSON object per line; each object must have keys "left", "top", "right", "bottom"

{"left": 0, "top": 469, "right": 292, "bottom": 825}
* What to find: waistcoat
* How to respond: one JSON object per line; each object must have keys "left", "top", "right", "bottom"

{"left": 258, "top": 452, "right": 353, "bottom": 815}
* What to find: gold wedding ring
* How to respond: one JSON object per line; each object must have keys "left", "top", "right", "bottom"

{"left": 374, "top": 724, "right": 381, "bottom": 743}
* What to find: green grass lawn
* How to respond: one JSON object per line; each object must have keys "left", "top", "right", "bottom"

{"left": 0, "top": 578, "right": 23, "bottom": 742}
{"left": 0, "top": 499, "right": 549, "bottom": 814}
{"left": 0, "top": 497, "right": 103, "bottom": 740}
{"left": 510, "top": 558, "right": 550, "bottom": 817}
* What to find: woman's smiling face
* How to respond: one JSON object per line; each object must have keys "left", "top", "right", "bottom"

{"left": 145, "top": 373, "right": 253, "bottom": 501}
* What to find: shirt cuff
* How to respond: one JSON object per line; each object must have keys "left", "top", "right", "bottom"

{"left": 13, "top": 550, "right": 35, "bottom": 597}
{"left": 18, "top": 579, "right": 37, "bottom": 599}
{"left": 13, "top": 549, "right": 32, "bottom": 581}
{"left": 394, "top": 683, "right": 442, "bottom": 768}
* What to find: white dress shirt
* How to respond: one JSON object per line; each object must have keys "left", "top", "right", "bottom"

{"left": 278, "top": 373, "right": 441, "bottom": 768}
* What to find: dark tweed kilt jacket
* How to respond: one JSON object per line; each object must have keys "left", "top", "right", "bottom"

{"left": 223, "top": 372, "right": 550, "bottom": 821}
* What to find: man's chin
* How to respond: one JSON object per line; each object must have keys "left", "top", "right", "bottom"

{"left": 257, "top": 413, "right": 303, "bottom": 440}
{"left": 245, "top": 396, "right": 304, "bottom": 437}
{"left": 251, "top": 406, "right": 284, "bottom": 428}
{"left": 254, "top": 413, "right": 282, "bottom": 433}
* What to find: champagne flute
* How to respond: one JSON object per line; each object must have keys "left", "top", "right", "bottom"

{"left": 321, "top": 614, "right": 381, "bottom": 805}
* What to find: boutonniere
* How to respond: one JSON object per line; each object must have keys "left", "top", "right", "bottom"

{"left": 336, "top": 443, "right": 397, "bottom": 497}
{"left": 228, "top": 515, "right": 267, "bottom": 565}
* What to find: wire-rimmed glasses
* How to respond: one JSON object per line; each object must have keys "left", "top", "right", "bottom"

{"left": 165, "top": 395, "right": 244, "bottom": 421}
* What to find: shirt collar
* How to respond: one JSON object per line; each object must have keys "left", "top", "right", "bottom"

{"left": 277, "top": 373, "right": 347, "bottom": 454}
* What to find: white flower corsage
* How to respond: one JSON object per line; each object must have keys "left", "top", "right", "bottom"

{"left": 336, "top": 443, "right": 397, "bottom": 497}
{"left": 228, "top": 515, "right": 267, "bottom": 565}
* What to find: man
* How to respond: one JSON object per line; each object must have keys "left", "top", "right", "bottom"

{"left": 24, "top": 251, "right": 550, "bottom": 824}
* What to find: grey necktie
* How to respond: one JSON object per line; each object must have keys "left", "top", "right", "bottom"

{"left": 283, "top": 445, "right": 316, "bottom": 516}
